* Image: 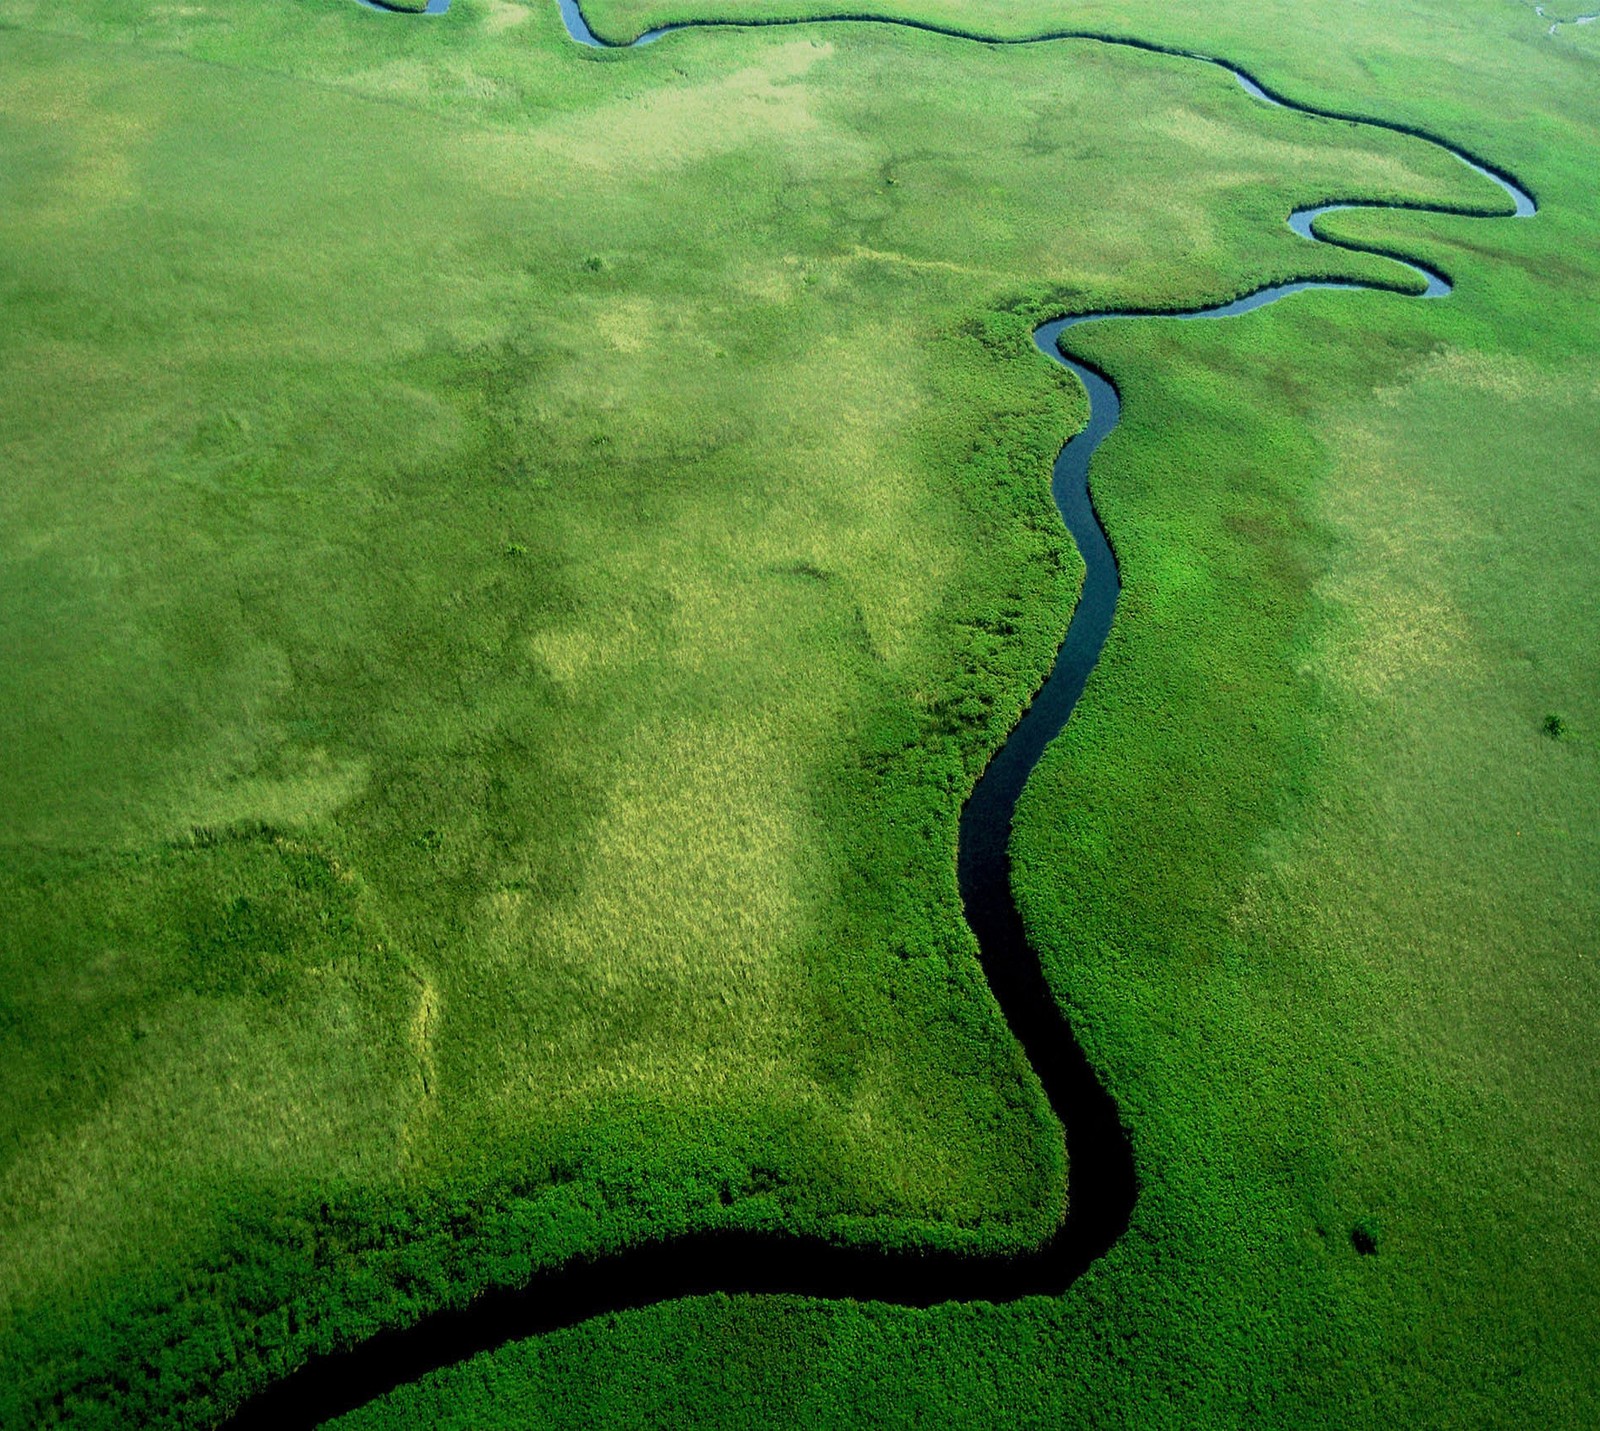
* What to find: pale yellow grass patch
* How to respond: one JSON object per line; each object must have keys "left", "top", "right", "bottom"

{"left": 340, "top": 55, "right": 513, "bottom": 112}
{"left": 1316, "top": 344, "right": 1591, "bottom": 699}
{"left": 1375, "top": 345, "right": 1600, "bottom": 408}
{"left": 594, "top": 294, "right": 660, "bottom": 354}
{"left": 483, "top": 712, "right": 823, "bottom": 1100}
{"left": 480, "top": 0, "right": 530, "bottom": 34}
{"left": 527, "top": 607, "right": 647, "bottom": 691}
{"left": 183, "top": 748, "right": 372, "bottom": 835}
{"left": 1313, "top": 395, "right": 1486, "bottom": 701}
{"left": 409, "top": 976, "right": 442, "bottom": 1097}
{"left": 1318, "top": 573, "right": 1481, "bottom": 701}
{"left": 0, "top": 992, "right": 413, "bottom": 1315}
{"left": 0, "top": 70, "right": 151, "bottom": 225}
{"left": 1151, "top": 103, "right": 1451, "bottom": 198}
{"left": 837, "top": 245, "right": 1003, "bottom": 281}
{"left": 730, "top": 255, "right": 813, "bottom": 305}
{"left": 771, "top": 338, "right": 949, "bottom": 669}
{"left": 528, "top": 40, "right": 837, "bottom": 175}
{"left": 398, "top": 973, "right": 442, "bottom": 1168}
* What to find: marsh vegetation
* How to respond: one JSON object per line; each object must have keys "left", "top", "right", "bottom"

{"left": 0, "top": 0, "right": 1595, "bottom": 1425}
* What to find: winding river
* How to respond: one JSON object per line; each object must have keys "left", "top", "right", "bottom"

{"left": 228, "top": 5, "right": 1534, "bottom": 1424}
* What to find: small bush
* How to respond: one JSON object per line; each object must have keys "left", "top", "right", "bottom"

{"left": 1543, "top": 713, "right": 1566, "bottom": 739}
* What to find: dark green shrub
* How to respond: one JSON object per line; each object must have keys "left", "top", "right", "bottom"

{"left": 1350, "top": 1218, "right": 1380, "bottom": 1256}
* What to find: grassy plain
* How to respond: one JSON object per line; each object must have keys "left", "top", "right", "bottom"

{"left": 0, "top": 1, "right": 1509, "bottom": 1423}
{"left": 348, "top": 1, "right": 1599, "bottom": 1427}
{"left": 1, "top": 0, "right": 1595, "bottom": 1426}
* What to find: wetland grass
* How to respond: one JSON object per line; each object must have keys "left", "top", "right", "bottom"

{"left": 1, "top": 0, "right": 1595, "bottom": 1424}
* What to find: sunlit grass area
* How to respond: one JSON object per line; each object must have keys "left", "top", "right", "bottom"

{"left": 321, "top": 2, "right": 1600, "bottom": 1427}
{"left": 2, "top": 0, "right": 1595, "bottom": 1425}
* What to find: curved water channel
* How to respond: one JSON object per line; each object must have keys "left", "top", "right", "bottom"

{"left": 1533, "top": 5, "right": 1600, "bottom": 36}
{"left": 229, "top": 5, "right": 1535, "bottom": 1424}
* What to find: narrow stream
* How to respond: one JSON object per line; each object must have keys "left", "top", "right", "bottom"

{"left": 225, "top": 7, "right": 1534, "bottom": 1424}
{"left": 1534, "top": 5, "right": 1600, "bottom": 36}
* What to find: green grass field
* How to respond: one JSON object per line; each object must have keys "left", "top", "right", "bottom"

{"left": 1, "top": 0, "right": 1595, "bottom": 1426}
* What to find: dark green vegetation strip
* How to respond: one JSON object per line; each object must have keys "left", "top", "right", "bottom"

{"left": 1, "top": 0, "right": 1596, "bottom": 1427}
